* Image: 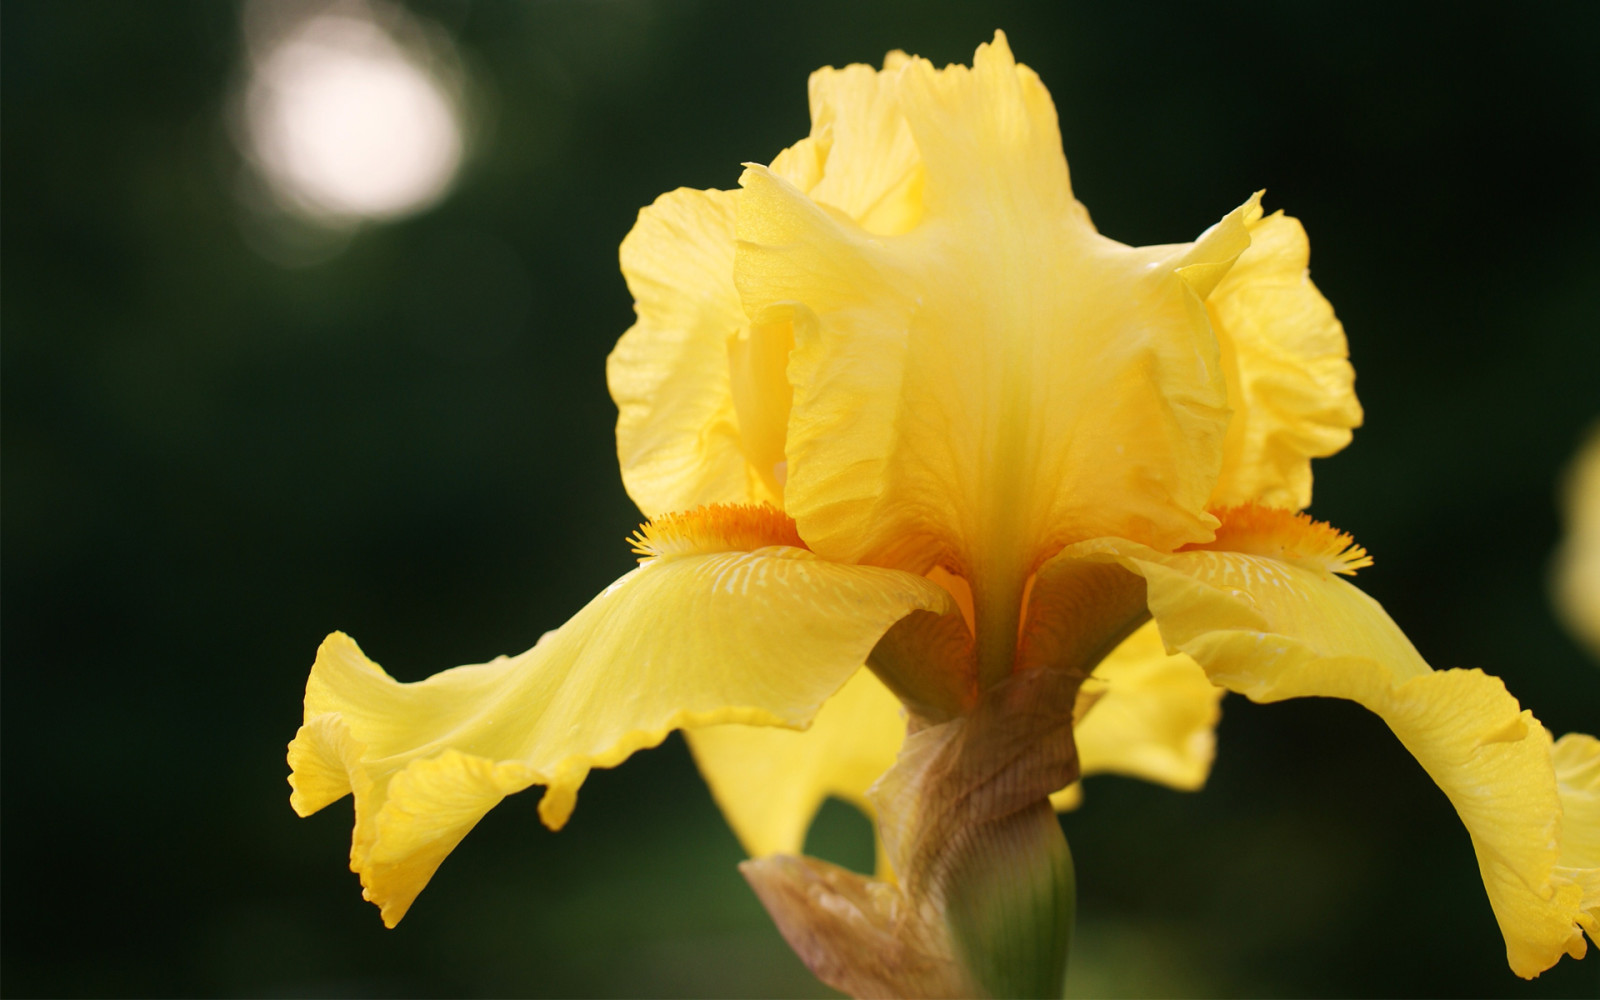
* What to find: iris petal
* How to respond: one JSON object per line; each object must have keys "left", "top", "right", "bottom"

{"left": 1048, "top": 534, "right": 1593, "bottom": 977}
{"left": 737, "top": 36, "right": 1247, "bottom": 601}
{"left": 1207, "top": 209, "right": 1363, "bottom": 510}
{"left": 609, "top": 57, "right": 932, "bottom": 521}
{"left": 686, "top": 666, "right": 905, "bottom": 866}
{"left": 1553, "top": 733, "right": 1600, "bottom": 939}
{"left": 797, "top": 58, "right": 924, "bottom": 236}
{"left": 611, "top": 187, "right": 758, "bottom": 514}
{"left": 288, "top": 545, "right": 953, "bottom": 926}
{"left": 1074, "top": 621, "right": 1224, "bottom": 792}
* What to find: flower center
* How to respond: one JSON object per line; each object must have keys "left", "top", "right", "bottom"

{"left": 628, "top": 503, "right": 806, "bottom": 559}
{"left": 1183, "top": 504, "right": 1372, "bottom": 575}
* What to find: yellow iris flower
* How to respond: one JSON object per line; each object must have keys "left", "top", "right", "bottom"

{"left": 289, "top": 32, "right": 1598, "bottom": 989}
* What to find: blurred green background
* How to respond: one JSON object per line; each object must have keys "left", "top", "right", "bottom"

{"left": 5, "top": 1, "right": 1599, "bottom": 996}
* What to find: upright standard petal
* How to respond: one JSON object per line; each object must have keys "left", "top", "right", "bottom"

{"left": 1048, "top": 507, "right": 1594, "bottom": 977}
{"left": 609, "top": 56, "right": 933, "bottom": 521}
{"left": 611, "top": 187, "right": 763, "bottom": 514}
{"left": 800, "top": 58, "right": 925, "bottom": 236}
{"left": 736, "top": 35, "right": 1245, "bottom": 684}
{"left": 686, "top": 666, "right": 905, "bottom": 863}
{"left": 1206, "top": 209, "right": 1362, "bottom": 510}
{"left": 288, "top": 505, "right": 955, "bottom": 927}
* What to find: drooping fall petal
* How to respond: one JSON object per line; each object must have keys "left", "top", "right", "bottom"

{"left": 685, "top": 666, "right": 906, "bottom": 863}
{"left": 1206, "top": 209, "right": 1362, "bottom": 510}
{"left": 1047, "top": 508, "right": 1594, "bottom": 978}
{"left": 288, "top": 511, "right": 955, "bottom": 927}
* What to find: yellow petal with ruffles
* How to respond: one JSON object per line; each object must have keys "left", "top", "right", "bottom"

{"left": 1048, "top": 526, "right": 1593, "bottom": 978}
{"left": 736, "top": 33, "right": 1244, "bottom": 626}
{"left": 686, "top": 666, "right": 905, "bottom": 862}
{"left": 610, "top": 187, "right": 760, "bottom": 514}
{"left": 609, "top": 57, "right": 931, "bottom": 520}
{"left": 1075, "top": 621, "right": 1223, "bottom": 790}
{"left": 798, "top": 57, "right": 924, "bottom": 236}
{"left": 288, "top": 542, "right": 953, "bottom": 927}
{"left": 1206, "top": 209, "right": 1362, "bottom": 510}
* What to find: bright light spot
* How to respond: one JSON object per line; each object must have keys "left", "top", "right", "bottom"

{"left": 241, "top": 1, "right": 464, "bottom": 224}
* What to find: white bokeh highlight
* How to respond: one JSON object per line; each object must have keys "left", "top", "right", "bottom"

{"left": 242, "top": 3, "right": 463, "bottom": 224}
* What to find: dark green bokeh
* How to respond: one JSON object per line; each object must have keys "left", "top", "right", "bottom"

{"left": 5, "top": 1, "right": 1599, "bottom": 996}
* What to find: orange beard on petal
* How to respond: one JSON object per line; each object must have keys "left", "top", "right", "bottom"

{"left": 1184, "top": 504, "right": 1372, "bottom": 576}
{"left": 629, "top": 502, "right": 807, "bottom": 559}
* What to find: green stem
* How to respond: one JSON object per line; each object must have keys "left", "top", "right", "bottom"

{"left": 943, "top": 800, "right": 1076, "bottom": 999}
